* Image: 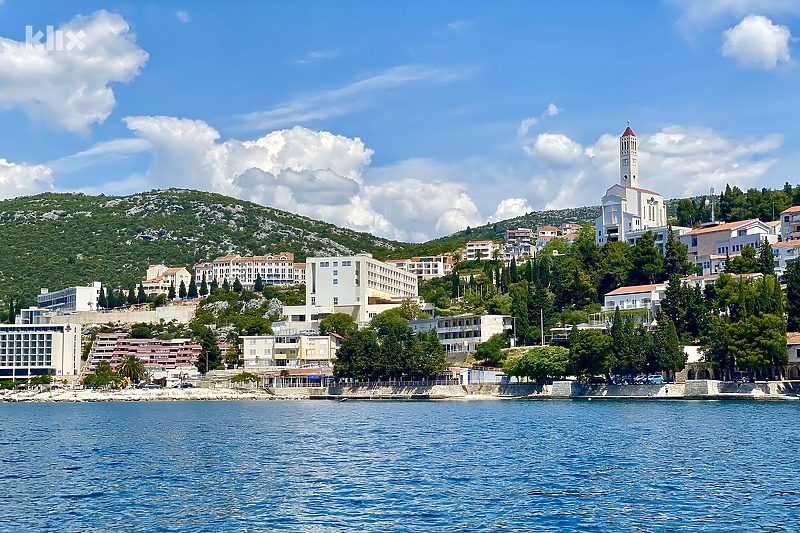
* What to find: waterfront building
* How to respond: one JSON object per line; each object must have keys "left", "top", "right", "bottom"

{"left": 283, "top": 253, "right": 419, "bottom": 326}
{"left": 195, "top": 253, "right": 296, "bottom": 289}
{"left": 142, "top": 264, "right": 192, "bottom": 297}
{"left": 0, "top": 315, "right": 81, "bottom": 380}
{"left": 37, "top": 282, "right": 103, "bottom": 313}
{"left": 85, "top": 332, "right": 129, "bottom": 372}
{"left": 595, "top": 124, "right": 669, "bottom": 246}
{"left": 785, "top": 332, "right": 800, "bottom": 380}
{"left": 239, "top": 333, "right": 339, "bottom": 368}
{"left": 110, "top": 338, "right": 200, "bottom": 370}
{"left": 408, "top": 314, "right": 513, "bottom": 355}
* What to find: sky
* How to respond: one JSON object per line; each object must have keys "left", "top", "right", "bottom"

{"left": 1, "top": 1, "right": 799, "bottom": 242}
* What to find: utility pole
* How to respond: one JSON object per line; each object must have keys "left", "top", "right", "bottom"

{"left": 540, "top": 309, "right": 544, "bottom": 346}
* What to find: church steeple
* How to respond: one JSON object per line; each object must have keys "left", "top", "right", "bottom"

{"left": 620, "top": 121, "right": 639, "bottom": 188}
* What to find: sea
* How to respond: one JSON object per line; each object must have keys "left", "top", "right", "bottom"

{"left": 1, "top": 399, "right": 798, "bottom": 532}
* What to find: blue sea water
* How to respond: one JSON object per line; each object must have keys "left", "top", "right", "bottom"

{"left": 1, "top": 399, "right": 798, "bottom": 532}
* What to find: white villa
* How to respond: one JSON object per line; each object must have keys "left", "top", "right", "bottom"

{"left": 408, "top": 314, "right": 513, "bottom": 355}
{"left": 142, "top": 264, "right": 192, "bottom": 297}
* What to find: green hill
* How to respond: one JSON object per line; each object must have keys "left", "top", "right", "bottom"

{"left": 0, "top": 189, "right": 404, "bottom": 305}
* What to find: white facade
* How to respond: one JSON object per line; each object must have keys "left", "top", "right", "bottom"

{"left": 293, "top": 263, "right": 306, "bottom": 284}
{"left": 37, "top": 282, "right": 102, "bottom": 313}
{"left": 780, "top": 206, "right": 800, "bottom": 242}
{"left": 595, "top": 125, "right": 668, "bottom": 246}
{"left": 603, "top": 283, "right": 667, "bottom": 313}
{"left": 408, "top": 314, "right": 513, "bottom": 354}
{"left": 0, "top": 320, "right": 81, "bottom": 381}
{"left": 466, "top": 241, "right": 499, "bottom": 261}
{"left": 142, "top": 264, "right": 192, "bottom": 296}
{"left": 195, "top": 253, "right": 296, "bottom": 288}
{"left": 240, "top": 334, "right": 338, "bottom": 368}
{"left": 385, "top": 256, "right": 455, "bottom": 280}
{"left": 773, "top": 241, "right": 800, "bottom": 277}
{"left": 624, "top": 226, "right": 691, "bottom": 254}
{"left": 505, "top": 228, "right": 532, "bottom": 245}
{"left": 680, "top": 219, "right": 776, "bottom": 258}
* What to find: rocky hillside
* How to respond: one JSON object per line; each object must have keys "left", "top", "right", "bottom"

{"left": 0, "top": 189, "right": 403, "bottom": 304}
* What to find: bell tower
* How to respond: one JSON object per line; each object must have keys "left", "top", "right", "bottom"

{"left": 620, "top": 121, "right": 639, "bottom": 188}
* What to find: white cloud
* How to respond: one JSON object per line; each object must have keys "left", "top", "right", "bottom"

{"left": 0, "top": 10, "right": 148, "bottom": 132}
{"left": 517, "top": 117, "right": 538, "bottom": 137}
{"left": 722, "top": 15, "right": 792, "bottom": 68}
{"left": 523, "top": 125, "right": 782, "bottom": 210}
{"left": 176, "top": 10, "right": 190, "bottom": 23}
{"left": 47, "top": 138, "right": 152, "bottom": 173}
{"left": 235, "top": 65, "right": 468, "bottom": 131}
{"left": 547, "top": 103, "right": 561, "bottom": 116}
{"left": 489, "top": 198, "right": 532, "bottom": 223}
{"left": 0, "top": 158, "right": 54, "bottom": 199}
{"left": 525, "top": 133, "right": 585, "bottom": 165}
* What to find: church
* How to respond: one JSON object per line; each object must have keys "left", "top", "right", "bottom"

{"left": 594, "top": 124, "right": 671, "bottom": 249}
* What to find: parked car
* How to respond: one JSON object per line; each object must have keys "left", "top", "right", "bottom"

{"left": 634, "top": 375, "right": 648, "bottom": 384}
{"left": 587, "top": 376, "right": 607, "bottom": 385}
{"left": 647, "top": 374, "right": 664, "bottom": 384}
{"left": 180, "top": 382, "right": 194, "bottom": 388}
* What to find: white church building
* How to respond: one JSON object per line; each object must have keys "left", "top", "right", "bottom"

{"left": 595, "top": 124, "right": 677, "bottom": 249}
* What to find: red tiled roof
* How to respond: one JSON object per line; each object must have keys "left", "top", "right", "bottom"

{"left": 605, "top": 283, "right": 663, "bottom": 296}
{"left": 781, "top": 206, "right": 800, "bottom": 215}
{"left": 682, "top": 219, "right": 760, "bottom": 237}
{"left": 622, "top": 126, "right": 635, "bottom": 137}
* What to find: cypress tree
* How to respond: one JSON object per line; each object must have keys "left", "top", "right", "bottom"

{"left": 209, "top": 278, "right": 218, "bottom": 294}
{"left": 510, "top": 258, "right": 518, "bottom": 283}
{"left": 758, "top": 238, "right": 775, "bottom": 276}
{"left": 222, "top": 278, "right": 230, "bottom": 292}
{"left": 98, "top": 289, "right": 107, "bottom": 310}
{"left": 7, "top": 298, "right": 15, "bottom": 324}
{"left": 199, "top": 273, "right": 208, "bottom": 297}
{"left": 168, "top": 282, "right": 176, "bottom": 300}
{"left": 232, "top": 277, "right": 243, "bottom": 293}
{"left": 179, "top": 280, "right": 187, "bottom": 299}
{"left": 253, "top": 274, "right": 264, "bottom": 292}
{"left": 187, "top": 273, "right": 198, "bottom": 298}
{"left": 106, "top": 287, "right": 116, "bottom": 309}
{"left": 137, "top": 283, "right": 147, "bottom": 303}
{"left": 127, "top": 284, "right": 137, "bottom": 305}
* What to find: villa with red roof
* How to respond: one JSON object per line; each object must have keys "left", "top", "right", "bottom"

{"left": 594, "top": 124, "right": 688, "bottom": 251}
{"left": 142, "top": 264, "right": 192, "bottom": 297}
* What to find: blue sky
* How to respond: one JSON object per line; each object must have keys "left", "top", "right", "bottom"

{"left": 1, "top": 1, "right": 799, "bottom": 242}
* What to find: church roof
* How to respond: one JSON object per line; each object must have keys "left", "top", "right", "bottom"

{"left": 628, "top": 186, "right": 661, "bottom": 196}
{"left": 621, "top": 126, "right": 635, "bottom": 137}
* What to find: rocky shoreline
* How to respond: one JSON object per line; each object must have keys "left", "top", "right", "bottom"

{"left": 2, "top": 380, "right": 799, "bottom": 403}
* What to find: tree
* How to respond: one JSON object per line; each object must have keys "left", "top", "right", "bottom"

{"left": 199, "top": 273, "right": 208, "bottom": 297}
{"left": 628, "top": 232, "right": 663, "bottom": 284}
{"left": 137, "top": 283, "right": 147, "bottom": 303}
{"left": 222, "top": 278, "right": 230, "bottom": 292}
{"left": 676, "top": 198, "right": 697, "bottom": 227}
{"left": 195, "top": 326, "right": 222, "bottom": 373}
{"left": 663, "top": 228, "right": 694, "bottom": 278}
{"left": 726, "top": 245, "right": 759, "bottom": 274}
{"left": 728, "top": 313, "right": 786, "bottom": 377}
{"left": 473, "top": 332, "right": 508, "bottom": 367}
{"left": 510, "top": 258, "right": 518, "bottom": 283}
{"left": 334, "top": 329, "right": 380, "bottom": 381}
{"left": 178, "top": 280, "right": 187, "bottom": 299}
{"left": 6, "top": 297, "right": 15, "bottom": 324}
{"left": 225, "top": 344, "right": 242, "bottom": 369}
{"left": 758, "top": 238, "right": 775, "bottom": 276}
{"left": 253, "top": 274, "right": 264, "bottom": 292}
{"left": 168, "top": 282, "right": 176, "bottom": 300}
{"left": 127, "top": 284, "right": 137, "bottom": 305}
{"left": 98, "top": 289, "right": 107, "bottom": 310}
{"left": 116, "top": 355, "right": 147, "bottom": 384}
{"left": 651, "top": 320, "right": 685, "bottom": 381}
{"left": 786, "top": 261, "right": 800, "bottom": 331}
{"left": 598, "top": 241, "right": 632, "bottom": 296}
{"left": 504, "top": 346, "right": 572, "bottom": 381}
{"left": 508, "top": 281, "right": 529, "bottom": 344}
{"left": 232, "top": 277, "right": 243, "bottom": 293}
{"left": 569, "top": 327, "right": 613, "bottom": 378}
{"left": 370, "top": 308, "right": 412, "bottom": 339}
{"left": 319, "top": 313, "right": 358, "bottom": 338}
{"left": 187, "top": 273, "right": 198, "bottom": 298}
{"left": 106, "top": 287, "right": 116, "bottom": 309}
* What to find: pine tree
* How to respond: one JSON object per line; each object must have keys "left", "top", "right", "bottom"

{"left": 199, "top": 273, "right": 208, "bottom": 297}
{"left": 253, "top": 274, "right": 264, "bottom": 292}
{"left": 232, "top": 277, "right": 243, "bottom": 293}
{"left": 758, "top": 238, "right": 775, "bottom": 276}
{"left": 137, "top": 283, "right": 147, "bottom": 303}
{"left": 187, "top": 273, "right": 198, "bottom": 298}
{"left": 179, "top": 280, "right": 187, "bottom": 299}
{"left": 168, "top": 282, "right": 176, "bottom": 300}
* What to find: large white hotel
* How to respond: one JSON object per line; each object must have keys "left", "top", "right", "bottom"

{"left": 0, "top": 309, "right": 81, "bottom": 381}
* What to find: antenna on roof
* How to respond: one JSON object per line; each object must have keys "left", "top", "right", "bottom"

{"left": 626, "top": 119, "right": 630, "bottom": 127}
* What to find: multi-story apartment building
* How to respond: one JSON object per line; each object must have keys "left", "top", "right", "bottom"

{"left": 86, "top": 333, "right": 129, "bottom": 372}
{"left": 239, "top": 333, "right": 339, "bottom": 368}
{"left": 384, "top": 256, "right": 455, "bottom": 280}
{"left": 679, "top": 219, "right": 777, "bottom": 275}
{"left": 561, "top": 223, "right": 582, "bottom": 236}
{"left": 465, "top": 240, "right": 499, "bottom": 261}
{"left": 773, "top": 241, "right": 800, "bottom": 277}
{"left": 0, "top": 314, "right": 81, "bottom": 381}
{"left": 537, "top": 225, "right": 558, "bottom": 240}
{"left": 110, "top": 338, "right": 200, "bottom": 370}
{"left": 505, "top": 228, "right": 533, "bottom": 245}
{"left": 142, "top": 264, "right": 192, "bottom": 297}
{"left": 293, "top": 263, "right": 307, "bottom": 284}
{"left": 283, "top": 254, "right": 419, "bottom": 325}
{"left": 409, "top": 314, "right": 513, "bottom": 355}
{"left": 37, "top": 282, "right": 103, "bottom": 313}
{"left": 780, "top": 206, "right": 800, "bottom": 242}
{"left": 195, "top": 253, "right": 296, "bottom": 288}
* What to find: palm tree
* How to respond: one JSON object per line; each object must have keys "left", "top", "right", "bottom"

{"left": 117, "top": 355, "right": 147, "bottom": 384}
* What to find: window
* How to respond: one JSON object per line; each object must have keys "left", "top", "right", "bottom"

{"left": 333, "top": 270, "right": 338, "bottom": 276}
{"left": 342, "top": 261, "right": 351, "bottom": 266}
{"left": 333, "top": 279, "right": 338, "bottom": 285}
{"left": 320, "top": 262, "right": 329, "bottom": 267}
{"left": 333, "top": 262, "right": 338, "bottom": 267}
{"left": 333, "top": 297, "right": 338, "bottom": 305}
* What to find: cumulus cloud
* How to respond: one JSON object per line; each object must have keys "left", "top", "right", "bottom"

{"left": 722, "top": 15, "right": 792, "bottom": 68}
{"left": 547, "top": 103, "right": 561, "bottom": 116}
{"left": 488, "top": 198, "right": 532, "bottom": 223}
{"left": 0, "top": 10, "right": 148, "bottom": 132}
{"left": 525, "top": 133, "right": 585, "bottom": 165}
{"left": 517, "top": 117, "right": 538, "bottom": 137}
{"left": 0, "top": 158, "right": 54, "bottom": 199}
{"left": 122, "top": 116, "right": 490, "bottom": 241}
{"left": 523, "top": 125, "right": 782, "bottom": 210}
